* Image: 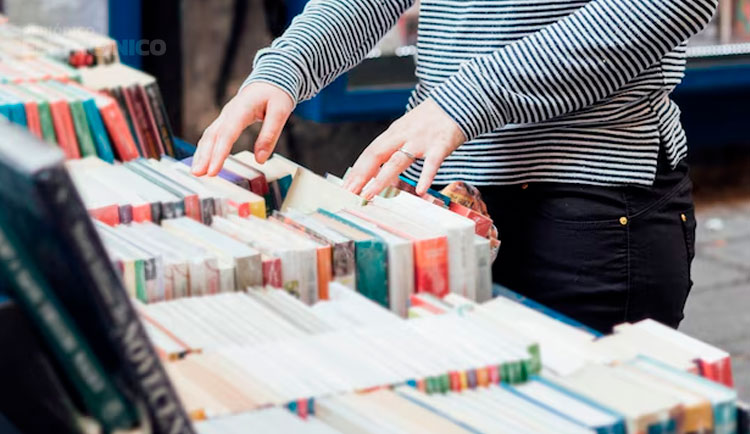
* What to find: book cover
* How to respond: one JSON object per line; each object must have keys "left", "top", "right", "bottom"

{"left": 135, "top": 85, "right": 165, "bottom": 157}
{"left": 0, "top": 212, "right": 139, "bottom": 431}
{"left": 0, "top": 122, "right": 194, "bottom": 433}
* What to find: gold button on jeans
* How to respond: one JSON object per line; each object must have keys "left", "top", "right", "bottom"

{"left": 619, "top": 216, "right": 628, "bottom": 226}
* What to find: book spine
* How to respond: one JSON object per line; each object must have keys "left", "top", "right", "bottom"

{"left": 99, "top": 103, "right": 139, "bottom": 161}
{"left": 0, "top": 214, "right": 138, "bottom": 431}
{"left": 413, "top": 238, "right": 450, "bottom": 298}
{"left": 136, "top": 85, "right": 166, "bottom": 157}
{"left": 48, "top": 102, "right": 80, "bottom": 159}
{"left": 122, "top": 87, "right": 150, "bottom": 157}
{"left": 69, "top": 102, "right": 98, "bottom": 158}
{"left": 355, "top": 240, "right": 389, "bottom": 308}
{"left": 82, "top": 100, "right": 115, "bottom": 163}
{"left": 144, "top": 82, "right": 176, "bottom": 157}
{"left": 89, "top": 204, "right": 121, "bottom": 226}
{"left": 24, "top": 102, "right": 42, "bottom": 139}
{"left": 37, "top": 103, "right": 58, "bottom": 144}
{"left": 332, "top": 241, "right": 357, "bottom": 289}
{"left": 111, "top": 87, "right": 143, "bottom": 156}
{"left": 33, "top": 167, "right": 194, "bottom": 434}
{"left": 262, "top": 256, "right": 283, "bottom": 288}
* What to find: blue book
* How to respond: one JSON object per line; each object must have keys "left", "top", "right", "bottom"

{"left": 0, "top": 90, "right": 27, "bottom": 127}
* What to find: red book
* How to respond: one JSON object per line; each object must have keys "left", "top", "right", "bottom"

{"left": 345, "top": 206, "right": 450, "bottom": 297}
{"left": 135, "top": 85, "right": 165, "bottom": 156}
{"left": 262, "top": 255, "right": 283, "bottom": 288}
{"left": 449, "top": 201, "right": 492, "bottom": 238}
{"left": 89, "top": 204, "right": 120, "bottom": 226}
{"left": 121, "top": 86, "right": 148, "bottom": 157}
{"left": 75, "top": 86, "right": 141, "bottom": 161}
{"left": 131, "top": 203, "right": 153, "bottom": 223}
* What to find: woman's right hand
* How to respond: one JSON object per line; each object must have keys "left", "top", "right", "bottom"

{"left": 191, "top": 82, "right": 295, "bottom": 176}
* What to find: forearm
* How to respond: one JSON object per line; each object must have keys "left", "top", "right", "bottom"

{"left": 431, "top": 0, "right": 717, "bottom": 141}
{"left": 243, "top": 0, "right": 414, "bottom": 104}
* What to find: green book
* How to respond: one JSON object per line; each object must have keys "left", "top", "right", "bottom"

{"left": 0, "top": 211, "right": 139, "bottom": 431}
{"left": 313, "top": 209, "right": 389, "bottom": 308}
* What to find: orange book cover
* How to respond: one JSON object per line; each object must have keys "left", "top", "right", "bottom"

{"left": 131, "top": 203, "right": 153, "bottom": 223}
{"left": 89, "top": 204, "right": 120, "bottom": 226}
{"left": 23, "top": 101, "right": 42, "bottom": 139}
{"left": 98, "top": 98, "right": 140, "bottom": 161}
{"left": 182, "top": 194, "right": 202, "bottom": 223}
{"left": 48, "top": 99, "right": 81, "bottom": 159}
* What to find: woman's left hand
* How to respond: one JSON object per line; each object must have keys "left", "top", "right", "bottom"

{"left": 342, "top": 98, "right": 466, "bottom": 200}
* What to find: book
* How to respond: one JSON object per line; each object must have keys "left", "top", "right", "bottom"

{"left": 311, "top": 210, "right": 389, "bottom": 309}
{"left": 0, "top": 211, "right": 139, "bottom": 431}
{"left": 0, "top": 120, "right": 193, "bottom": 433}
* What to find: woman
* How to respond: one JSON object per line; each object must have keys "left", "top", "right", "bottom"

{"left": 192, "top": 0, "right": 716, "bottom": 332}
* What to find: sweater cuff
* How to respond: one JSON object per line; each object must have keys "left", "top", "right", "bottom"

{"left": 430, "top": 69, "right": 505, "bottom": 142}
{"left": 239, "top": 50, "right": 304, "bottom": 105}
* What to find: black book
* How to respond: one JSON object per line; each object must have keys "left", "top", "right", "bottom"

{"left": 0, "top": 120, "right": 194, "bottom": 434}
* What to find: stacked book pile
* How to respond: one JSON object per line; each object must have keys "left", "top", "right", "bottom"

{"left": 0, "top": 22, "right": 119, "bottom": 67}
{"left": 0, "top": 19, "right": 176, "bottom": 160}
{"left": 0, "top": 121, "right": 745, "bottom": 434}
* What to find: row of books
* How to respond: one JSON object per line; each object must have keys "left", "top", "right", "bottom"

{"left": 0, "top": 21, "right": 119, "bottom": 67}
{"left": 196, "top": 364, "right": 738, "bottom": 434}
{"left": 0, "top": 120, "right": 744, "bottom": 433}
{"left": 138, "top": 281, "right": 737, "bottom": 427}
{"left": 0, "top": 54, "right": 81, "bottom": 83}
{"left": 67, "top": 151, "right": 494, "bottom": 315}
{"left": 0, "top": 69, "right": 176, "bottom": 162}
{"left": 0, "top": 79, "right": 136, "bottom": 162}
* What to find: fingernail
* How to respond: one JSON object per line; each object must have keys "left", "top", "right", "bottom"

{"left": 256, "top": 150, "right": 269, "bottom": 163}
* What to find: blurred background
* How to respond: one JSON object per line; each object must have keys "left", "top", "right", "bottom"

{"left": 3, "top": 0, "right": 749, "bottom": 399}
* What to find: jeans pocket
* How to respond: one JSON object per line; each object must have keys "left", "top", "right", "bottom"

{"left": 681, "top": 206, "right": 697, "bottom": 284}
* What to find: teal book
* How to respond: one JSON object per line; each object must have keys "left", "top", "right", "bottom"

{"left": 314, "top": 209, "right": 389, "bottom": 308}
{"left": 0, "top": 211, "right": 138, "bottom": 431}
{"left": 0, "top": 90, "right": 27, "bottom": 127}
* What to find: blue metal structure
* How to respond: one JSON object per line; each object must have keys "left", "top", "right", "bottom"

{"left": 108, "top": 0, "right": 142, "bottom": 69}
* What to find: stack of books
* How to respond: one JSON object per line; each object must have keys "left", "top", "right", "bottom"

{"left": 0, "top": 18, "right": 176, "bottom": 160}
{"left": 0, "top": 120, "right": 745, "bottom": 434}
{"left": 0, "top": 22, "right": 119, "bottom": 67}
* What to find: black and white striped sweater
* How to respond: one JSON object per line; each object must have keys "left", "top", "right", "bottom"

{"left": 244, "top": 0, "right": 717, "bottom": 186}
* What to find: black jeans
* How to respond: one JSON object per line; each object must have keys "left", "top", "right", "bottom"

{"left": 481, "top": 155, "right": 697, "bottom": 334}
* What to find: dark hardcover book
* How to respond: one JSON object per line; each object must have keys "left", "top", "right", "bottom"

{"left": 143, "top": 82, "right": 176, "bottom": 157}
{"left": 0, "top": 299, "right": 84, "bottom": 434}
{"left": 135, "top": 85, "right": 165, "bottom": 156}
{"left": 127, "top": 86, "right": 160, "bottom": 158}
{"left": 0, "top": 121, "right": 194, "bottom": 434}
{"left": 109, "top": 87, "right": 142, "bottom": 156}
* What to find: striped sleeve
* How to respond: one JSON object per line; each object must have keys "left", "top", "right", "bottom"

{"left": 241, "top": 0, "right": 415, "bottom": 103}
{"left": 430, "top": 0, "right": 718, "bottom": 141}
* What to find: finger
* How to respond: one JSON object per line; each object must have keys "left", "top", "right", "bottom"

{"left": 192, "top": 123, "right": 219, "bottom": 176}
{"left": 344, "top": 129, "right": 401, "bottom": 194}
{"left": 361, "top": 146, "right": 416, "bottom": 200}
{"left": 206, "top": 108, "right": 260, "bottom": 176}
{"left": 416, "top": 153, "right": 443, "bottom": 195}
{"left": 254, "top": 100, "right": 291, "bottom": 164}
